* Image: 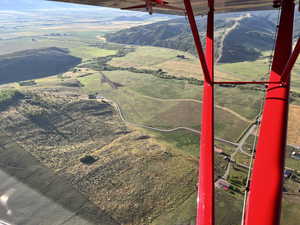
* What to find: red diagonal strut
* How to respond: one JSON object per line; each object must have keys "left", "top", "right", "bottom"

{"left": 183, "top": 0, "right": 215, "bottom": 225}
{"left": 244, "top": 1, "right": 295, "bottom": 225}
{"left": 183, "top": 0, "right": 211, "bottom": 84}
{"left": 281, "top": 37, "right": 300, "bottom": 83}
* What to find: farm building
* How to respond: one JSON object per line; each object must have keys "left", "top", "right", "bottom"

{"left": 215, "top": 179, "right": 230, "bottom": 191}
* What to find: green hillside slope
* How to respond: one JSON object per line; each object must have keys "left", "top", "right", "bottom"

{"left": 106, "top": 11, "right": 300, "bottom": 63}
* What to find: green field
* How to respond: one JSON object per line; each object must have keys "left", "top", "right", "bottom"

{"left": 217, "top": 51, "right": 300, "bottom": 93}
{"left": 0, "top": 89, "right": 19, "bottom": 102}
{"left": 108, "top": 46, "right": 239, "bottom": 81}
{"left": 69, "top": 46, "right": 116, "bottom": 59}
{"left": 78, "top": 69, "right": 249, "bottom": 141}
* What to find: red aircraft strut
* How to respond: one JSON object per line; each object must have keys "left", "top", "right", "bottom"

{"left": 244, "top": 0, "right": 295, "bottom": 225}
{"left": 184, "top": 0, "right": 215, "bottom": 225}
{"left": 281, "top": 37, "right": 300, "bottom": 83}
{"left": 183, "top": 0, "right": 298, "bottom": 224}
{"left": 183, "top": 0, "right": 211, "bottom": 84}
{"left": 214, "top": 81, "right": 281, "bottom": 85}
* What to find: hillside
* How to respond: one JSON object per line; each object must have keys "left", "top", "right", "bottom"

{"left": 106, "top": 11, "right": 300, "bottom": 63}
{"left": 0, "top": 47, "right": 81, "bottom": 85}
{"left": 0, "top": 90, "right": 201, "bottom": 225}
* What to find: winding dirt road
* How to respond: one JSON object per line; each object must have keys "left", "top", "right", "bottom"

{"left": 98, "top": 98, "right": 239, "bottom": 147}
{"left": 132, "top": 91, "right": 252, "bottom": 123}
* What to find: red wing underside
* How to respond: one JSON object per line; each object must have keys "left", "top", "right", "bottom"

{"left": 122, "top": 4, "right": 147, "bottom": 10}
{"left": 49, "top": 0, "right": 274, "bottom": 15}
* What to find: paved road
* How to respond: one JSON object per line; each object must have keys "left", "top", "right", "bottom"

{"left": 223, "top": 122, "right": 257, "bottom": 179}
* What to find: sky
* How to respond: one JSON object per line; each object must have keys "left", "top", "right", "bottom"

{"left": 0, "top": 0, "right": 116, "bottom": 11}
{"left": 0, "top": 0, "right": 172, "bottom": 19}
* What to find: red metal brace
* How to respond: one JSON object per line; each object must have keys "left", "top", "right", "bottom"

{"left": 214, "top": 81, "right": 281, "bottom": 85}
{"left": 244, "top": 0, "right": 295, "bottom": 225}
{"left": 183, "top": 0, "right": 211, "bottom": 84}
{"left": 281, "top": 37, "right": 300, "bottom": 83}
{"left": 183, "top": 0, "right": 215, "bottom": 225}
{"left": 197, "top": 2, "right": 215, "bottom": 225}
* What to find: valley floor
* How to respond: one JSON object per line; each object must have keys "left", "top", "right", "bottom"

{"left": 0, "top": 17, "right": 299, "bottom": 225}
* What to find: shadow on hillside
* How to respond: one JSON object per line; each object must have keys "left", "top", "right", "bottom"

{"left": 0, "top": 135, "right": 119, "bottom": 225}
{"left": 0, "top": 47, "right": 81, "bottom": 85}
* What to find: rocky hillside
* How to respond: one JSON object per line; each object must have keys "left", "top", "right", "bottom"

{"left": 106, "top": 11, "right": 300, "bottom": 63}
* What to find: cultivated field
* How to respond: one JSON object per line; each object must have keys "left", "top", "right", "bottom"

{"left": 108, "top": 46, "right": 238, "bottom": 80}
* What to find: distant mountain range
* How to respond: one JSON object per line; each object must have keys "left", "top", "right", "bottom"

{"left": 2, "top": 2, "right": 299, "bottom": 63}
{"left": 106, "top": 11, "right": 300, "bottom": 63}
